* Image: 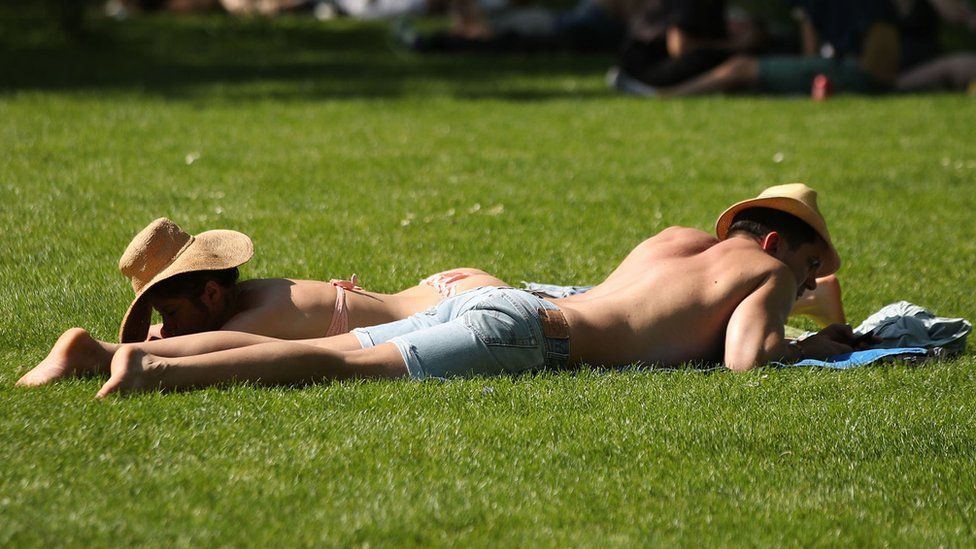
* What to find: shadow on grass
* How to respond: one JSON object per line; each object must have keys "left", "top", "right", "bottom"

{"left": 0, "top": 12, "right": 615, "bottom": 101}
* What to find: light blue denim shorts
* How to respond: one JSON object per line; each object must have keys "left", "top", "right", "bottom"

{"left": 352, "top": 286, "right": 571, "bottom": 379}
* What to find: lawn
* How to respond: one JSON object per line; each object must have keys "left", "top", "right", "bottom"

{"left": 2, "top": 10, "right": 976, "bottom": 546}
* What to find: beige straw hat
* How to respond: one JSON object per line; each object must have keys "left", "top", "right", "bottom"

{"left": 117, "top": 218, "right": 253, "bottom": 343}
{"left": 715, "top": 183, "right": 840, "bottom": 276}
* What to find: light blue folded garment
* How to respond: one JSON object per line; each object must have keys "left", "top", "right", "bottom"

{"left": 521, "top": 282, "right": 593, "bottom": 298}
{"left": 776, "top": 347, "right": 929, "bottom": 369}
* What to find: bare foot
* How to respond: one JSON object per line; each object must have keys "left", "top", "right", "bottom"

{"left": 790, "top": 275, "right": 846, "bottom": 328}
{"left": 16, "top": 328, "right": 113, "bottom": 387}
{"left": 96, "top": 347, "right": 163, "bottom": 398}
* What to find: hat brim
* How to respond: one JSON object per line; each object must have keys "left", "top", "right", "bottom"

{"left": 118, "top": 229, "right": 253, "bottom": 343}
{"left": 716, "top": 196, "right": 840, "bottom": 277}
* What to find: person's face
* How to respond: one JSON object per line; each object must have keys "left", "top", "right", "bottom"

{"left": 148, "top": 282, "right": 227, "bottom": 338}
{"left": 779, "top": 242, "right": 824, "bottom": 298}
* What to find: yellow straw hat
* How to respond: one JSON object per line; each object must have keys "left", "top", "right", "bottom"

{"left": 715, "top": 183, "right": 840, "bottom": 276}
{"left": 117, "top": 218, "right": 253, "bottom": 343}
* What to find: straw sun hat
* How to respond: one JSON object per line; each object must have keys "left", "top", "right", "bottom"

{"left": 715, "top": 183, "right": 840, "bottom": 277}
{"left": 117, "top": 218, "right": 253, "bottom": 343}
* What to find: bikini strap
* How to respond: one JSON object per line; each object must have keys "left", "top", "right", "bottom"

{"left": 324, "top": 275, "right": 363, "bottom": 337}
{"left": 329, "top": 274, "right": 363, "bottom": 292}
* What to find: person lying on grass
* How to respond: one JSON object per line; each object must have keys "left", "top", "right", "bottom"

{"left": 16, "top": 217, "right": 510, "bottom": 387}
{"left": 116, "top": 218, "right": 512, "bottom": 344}
{"left": 23, "top": 183, "right": 868, "bottom": 397}
{"left": 18, "top": 192, "right": 847, "bottom": 389}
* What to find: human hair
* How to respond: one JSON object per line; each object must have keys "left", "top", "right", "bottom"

{"left": 727, "top": 207, "right": 819, "bottom": 250}
{"left": 148, "top": 267, "right": 240, "bottom": 300}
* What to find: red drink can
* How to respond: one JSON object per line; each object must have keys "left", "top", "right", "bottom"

{"left": 812, "top": 74, "right": 833, "bottom": 101}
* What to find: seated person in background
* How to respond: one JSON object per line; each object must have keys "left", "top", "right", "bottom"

{"left": 637, "top": 0, "right": 902, "bottom": 96}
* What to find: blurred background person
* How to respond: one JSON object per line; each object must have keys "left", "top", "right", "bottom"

{"left": 893, "top": 0, "right": 976, "bottom": 91}
{"left": 607, "top": 0, "right": 770, "bottom": 94}
{"left": 618, "top": 0, "right": 902, "bottom": 96}
{"left": 393, "top": 0, "right": 635, "bottom": 53}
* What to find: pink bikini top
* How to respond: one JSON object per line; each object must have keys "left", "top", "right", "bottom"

{"left": 325, "top": 275, "right": 364, "bottom": 337}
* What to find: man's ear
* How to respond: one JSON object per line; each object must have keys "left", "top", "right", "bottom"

{"left": 761, "top": 231, "right": 782, "bottom": 254}
{"left": 200, "top": 280, "right": 224, "bottom": 308}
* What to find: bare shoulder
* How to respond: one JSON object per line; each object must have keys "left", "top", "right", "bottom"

{"left": 655, "top": 226, "right": 716, "bottom": 241}
{"left": 736, "top": 249, "right": 797, "bottom": 299}
{"left": 633, "top": 226, "right": 719, "bottom": 256}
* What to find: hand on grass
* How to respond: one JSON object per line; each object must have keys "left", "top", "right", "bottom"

{"left": 798, "top": 323, "right": 858, "bottom": 360}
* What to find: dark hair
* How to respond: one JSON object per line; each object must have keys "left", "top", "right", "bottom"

{"left": 727, "top": 207, "right": 819, "bottom": 250}
{"left": 148, "top": 267, "right": 240, "bottom": 300}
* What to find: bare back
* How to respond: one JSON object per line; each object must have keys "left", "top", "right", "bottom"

{"left": 223, "top": 269, "right": 509, "bottom": 339}
{"left": 556, "top": 227, "right": 797, "bottom": 367}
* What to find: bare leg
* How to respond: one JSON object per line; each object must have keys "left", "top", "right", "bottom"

{"left": 17, "top": 329, "right": 362, "bottom": 387}
{"left": 96, "top": 340, "right": 407, "bottom": 397}
{"left": 789, "top": 274, "right": 845, "bottom": 328}
{"left": 897, "top": 53, "right": 976, "bottom": 92}
{"left": 662, "top": 55, "right": 760, "bottom": 97}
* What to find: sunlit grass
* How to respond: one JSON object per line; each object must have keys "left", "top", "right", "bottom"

{"left": 2, "top": 12, "right": 975, "bottom": 546}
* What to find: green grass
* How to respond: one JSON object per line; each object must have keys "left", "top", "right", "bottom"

{"left": 2, "top": 11, "right": 976, "bottom": 546}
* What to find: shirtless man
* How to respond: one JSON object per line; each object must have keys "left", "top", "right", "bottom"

{"left": 81, "top": 183, "right": 861, "bottom": 397}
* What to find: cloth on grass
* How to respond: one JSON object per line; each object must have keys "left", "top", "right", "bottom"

{"left": 854, "top": 301, "right": 971, "bottom": 355}
{"left": 776, "top": 347, "right": 930, "bottom": 369}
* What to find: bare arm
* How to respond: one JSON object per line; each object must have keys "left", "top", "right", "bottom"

{"left": 725, "top": 273, "right": 858, "bottom": 371}
{"left": 792, "top": 8, "right": 819, "bottom": 56}
{"left": 724, "top": 271, "right": 796, "bottom": 371}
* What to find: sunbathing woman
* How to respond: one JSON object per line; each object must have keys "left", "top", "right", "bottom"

{"left": 16, "top": 218, "right": 510, "bottom": 386}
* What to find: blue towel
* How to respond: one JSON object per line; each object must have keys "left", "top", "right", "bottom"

{"left": 776, "top": 347, "right": 929, "bottom": 369}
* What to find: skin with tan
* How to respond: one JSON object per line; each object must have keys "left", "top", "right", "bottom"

{"left": 29, "top": 226, "right": 860, "bottom": 397}
{"left": 15, "top": 268, "right": 506, "bottom": 387}
{"left": 540, "top": 227, "right": 851, "bottom": 369}
{"left": 146, "top": 269, "right": 507, "bottom": 340}
{"left": 18, "top": 243, "right": 848, "bottom": 390}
